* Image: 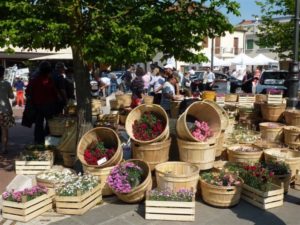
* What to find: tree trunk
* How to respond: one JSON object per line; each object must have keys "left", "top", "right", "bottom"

{"left": 71, "top": 45, "right": 92, "bottom": 123}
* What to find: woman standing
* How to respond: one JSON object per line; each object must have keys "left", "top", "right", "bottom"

{"left": 0, "top": 66, "right": 15, "bottom": 154}
{"left": 130, "top": 67, "right": 145, "bottom": 108}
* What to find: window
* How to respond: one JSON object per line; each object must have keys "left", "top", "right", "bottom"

{"left": 215, "top": 37, "right": 221, "bottom": 54}
{"left": 247, "top": 39, "right": 254, "bottom": 50}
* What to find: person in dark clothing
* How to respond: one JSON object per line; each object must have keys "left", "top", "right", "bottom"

{"left": 65, "top": 68, "right": 75, "bottom": 100}
{"left": 241, "top": 71, "right": 254, "bottom": 93}
{"left": 52, "top": 62, "right": 68, "bottom": 113}
{"left": 130, "top": 67, "right": 144, "bottom": 108}
{"left": 26, "top": 61, "right": 58, "bottom": 144}
{"left": 122, "top": 65, "right": 134, "bottom": 93}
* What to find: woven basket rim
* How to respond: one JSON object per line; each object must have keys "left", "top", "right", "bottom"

{"left": 155, "top": 161, "right": 199, "bottom": 177}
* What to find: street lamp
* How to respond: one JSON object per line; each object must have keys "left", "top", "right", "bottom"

{"left": 287, "top": 0, "right": 300, "bottom": 108}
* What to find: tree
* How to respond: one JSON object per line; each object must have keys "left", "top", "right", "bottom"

{"left": 256, "top": 0, "right": 295, "bottom": 59}
{"left": 0, "top": 0, "right": 240, "bottom": 123}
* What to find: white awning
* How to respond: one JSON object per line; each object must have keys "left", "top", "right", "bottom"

{"left": 230, "top": 53, "right": 256, "bottom": 66}
{"left": 252, "top": 54, "right": 278, "bottom": 65}
{"left": 29, "top": 53, "right": 73, "bottom": 60}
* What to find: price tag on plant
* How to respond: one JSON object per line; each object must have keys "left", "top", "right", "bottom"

{"left": 97, "top": 157, "right": 107, "bottom": 166}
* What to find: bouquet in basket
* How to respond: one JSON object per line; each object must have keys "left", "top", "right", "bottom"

{"left": 263, "top": 161, "right": 291, "bottom": 176}
{"left": 2, "top": 185, "right": 48, "bottom": 203}
{"left": 107, "top": 162, "right": 143, "bottom": 193}
{"left": 84, "top": 139, "right": 116, "bottom": 165}
{"left": 201, "top": 171, "right": 242, "bottom": 187}
{"left": 132, "top": 112, "right": 165, "bottom": 141}
{"left": 148, "top": 189, "right": 194, "bottom": 202}
{"left": 190, "top": 120, "right": 213, "bottom": 141}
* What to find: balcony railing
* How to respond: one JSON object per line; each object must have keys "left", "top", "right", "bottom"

{"left": 214, "top": 47, "right": 244, "bottom": 56}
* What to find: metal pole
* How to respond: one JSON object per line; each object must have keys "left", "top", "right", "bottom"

{"left": 287, "top": 0, "right": 300, "bottom": 108}
{"left": 211, "top": 37, "right": 214, "bottom": 69}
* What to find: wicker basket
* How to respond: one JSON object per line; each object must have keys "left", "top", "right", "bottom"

{"left": 283, "top": 126, "right": 300, "bottom": 148}
{"left": 255, "top": 94, "right": 267, "bottom": 103}
{"left": 77, "top": 127, "right": 122, "bottom": 168}
{"left": 91, "top": 99, "right": 101, "bottom": 115}
{"left": 200, "top": 178, "right": 242, "bottom": 207}
{"left": 259, "top": 122, "right": 284, "bottom": 143}
{"left": 202, "top": 91, "right": 216, "bottom": 101}
{"left": 115, "top": 94, "right": 132, "bottom": 108}
{"left": 216, "top": 131, "right": 226, "bottom": 157}
{"left": 261, "top": 103, "right": 286, "bottom": 122}
{"left": 155, "top": 162, "right": 199, "bottom": 193}
{"left": 264, "top": 148, "right": 300, "bottom": 177}
{"left": 227, "top": 144, "right": 263, "bottom": 163}
{"left": 285, "top": 110, "right": 300, "bottom": 127}
{"left": 272, "top": 174, "right": 291, "bottom": 193}
{"left": 125, "top": 104, "right": 169, "bottom": 144}
{"left": 143, "top": 95, "right": 154, "bottom": 105}
{"left": 176, "top": 101, "right": 221, "bottom": 142}
{"left": 178, "top": 138, "right": 217, "bottom": 170}
{"left": 203, "top": 100, "right": 229, "bottom": 131}
{"left": 48, "top": 117, "right": 74, "bottom": 136}
{"left": 132, "top": 138, "right": 171, "bottom": 171}
{"left": 213, "top": 161, "right": 229, "bottom": 172}
{"left": 225, "top": 94, "right": 238, "bottom": 102}
{"left": 62, "top": 152, "right": 77, "bottom": 168}
{"left": 170, "top": 100, "right": 181, "bottom": 119}
{"left": 111, "top": 159, "right": 152, "bottom": 203}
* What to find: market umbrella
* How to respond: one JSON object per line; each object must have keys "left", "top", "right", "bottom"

{"left": 230, "top": 53, "right": 256, "bottom": 66}
{"left": 252, "top": 54, "right": 278, "bottom": 65}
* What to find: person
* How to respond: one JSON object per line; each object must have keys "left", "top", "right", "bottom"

{"left": 149, "top": 67, "right": 165, "bottom": 104}
{"left": 160, "top": 74, "right": 182, "bottom": 115}
{"left": 130, "top": 67, "right": 145, "bottom": 108}
{"left": 142, "top": 69, "right": 151, "bottom": 94}
{"left": 252, "top": 74, "right": 260, "bottom": 94}
{"left": 182, "top": 72, "right": 192, "bottom": 97}
{"left": 241, "top": 70, "right": 253, "bottom": 93}
{"left": 109, "top": 73, "right": 118, "bottom": 94}
{"left": 0, "top": 66, "right": 14, "bottom": 153}
{"left": 26, "top": 61, "right": 58, "bottom": 144}
{"left": 163, "top": 64, "right": 174, "bottom": 78}
{"left": 14, "top": 77, "right": 25, "bottom": 107}
{"left": 122, "top": 65, "right": 134, "bottom": 92}
{"left": 99, "top": 76, "right": 111, "bottom": 97}
{"left": 65, "top": 68, "right": 75, "bottom": 100}
{"left": 52, "top": 62, "right": 68, "bottom": 114}
{"left": 205, "top": 68, "right": 215, "bottom": 90}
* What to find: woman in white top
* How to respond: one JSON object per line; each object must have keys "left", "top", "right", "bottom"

{"left": 149, "top": 67, "right": 165, "bottom": 104}
{"left": 0, "top": 66, "right": 14, "bottom": 154}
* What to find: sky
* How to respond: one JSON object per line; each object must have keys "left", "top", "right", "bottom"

{"left": 225, "top": 0, "right": 262, "bottom": 25}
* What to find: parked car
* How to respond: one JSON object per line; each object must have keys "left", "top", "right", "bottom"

{"left": 212, "top": 71, "right": 243, "bottom": 93}
{"left": 256, "top": 70, "right": 288, "bottom": 95}
{"left": 190, "top": 71, "right": 205, "bottom": 92}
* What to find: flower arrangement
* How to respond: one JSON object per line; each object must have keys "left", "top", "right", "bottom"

{"left": 84, "top": 139, "right": 116, "bottom": 165}
{"left": 20, "top": 152, "right": 52, "bottom": 161}
{"left": 132, "top": 112, "right": 165, "bottom": 141}
{"left": 148, "top": 189, "right": 194, "bottom": 202}
{"left": 263, "top": 161, "right": 291, "bottom": 176}
{"left": 2, "top": 185, "right": 48, "bottom": 203}
{"left": 239, "top": 163, "right": 274, "bottom": 192}
{"left": 190, "top": 120, "right": 213, "bottom": 141}
{"left": 201, "top": 171, "right": 242, "bottom": 187}
{"left": 37, "top": 168, "right": 77, "bottom": 184}
{"left": 55, "top": 174, "right": 99, "bottom": 196}
{"left": 107, "top": 162, "right": 143, "bottom": 193}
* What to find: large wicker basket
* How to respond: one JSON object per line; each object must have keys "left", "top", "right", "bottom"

{"left": 143, "top": 95, "right": 154, "bottom": 105}
{"left": 285, "top": 110, "right": 300, "bottom": 127}
{"left": 261, "top": 103, "right": 286, "bottom": 122}
{"left": 227, "top": 144, "right": 263, "bottom": 163}
{"left": 48, "top": 117, "right": 74, "bottom": 136}
{"left": 200, "top": 178, "right": 242, "bottom": 207}
{"left": 225, "top": 94, "right": 238, "bottom": 102}
{"left": 283, "top": 126, "right": 300, "bottom": 148}
{"left": 176, "top": 101, "right": 221, "bottom": 142}
{"left": 125, "top": 104, "right": 169, "bottom": 144}
{"left": 155, "top": 162, "right": 199, "bottom": 193}
{"left": 203, "top": 100, "right": 229, "bottom": 131}
{"left": 202, "top": 91, "right": 216, "bottom": 101}
{"left": 110, "top": 159, "right": 152, "bottom": 203}
{"left": 264, "top": 148, "right": 300, "bottom": 177}
{"left": 115, "top": 94, "right": 132, "bottom": 108}
{"left": 132, "top": 138, "right": 171, "bottom": 171}
{"left": 77, "top": 127, "right": 122, "bottom": 168}
{"left": 259, "top": 122, "right": 284, "bottom": 143}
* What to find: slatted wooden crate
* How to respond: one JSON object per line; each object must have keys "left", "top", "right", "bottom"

{"left": 15, "top": 154, "right": 54, "bottom": 175}
{"left": 238, "top": 95, "right": 255, "bottom": 107}
{"left": 55, "top": 184, "right": 102, "bottom": 215}
{"left": 2, "top": 189, "right": 54, "bottom": 222}
{"left": 242, "top": 183, "right": 284, "bottom": 210}
{"left": 145, "top": 196, "right": 195, "bottom": 221}
{"left": 216, "top": 96, "right": 225, "bottom": 107}
{"left": 267, "top": 94, "right": 283, "bottom": 104}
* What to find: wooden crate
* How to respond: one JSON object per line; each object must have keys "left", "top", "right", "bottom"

{"left": 55, "top": 184, "right": 102, "bottom": 215}
{"left": 242, "top": 183, "right": 284, "bottom": 210}
{"left": 216, "top": 96, "right": 225, "bottom": 107}
{"left": 238, "top": 95, "right": 255, "bottom": 107}
{"left": 2, "top": 189, "right": 54, "bottom": 222}
{"left": 15, "top": 156, "right": 54, "bottom": 175}
{"left": 267, "top": 94, "right": 283, "bottom": 104}
{"left": 145, "top": 196, "right": 195, "bottom": 221}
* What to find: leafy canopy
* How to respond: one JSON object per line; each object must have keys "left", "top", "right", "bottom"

{"left": 0, "top": 0, "right": 240, "bottom": 65}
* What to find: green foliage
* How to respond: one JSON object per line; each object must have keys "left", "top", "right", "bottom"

{"left": 255, "top": 0, "right": 295, "bottom": 59}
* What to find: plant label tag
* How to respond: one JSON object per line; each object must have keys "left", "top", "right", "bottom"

{"left": 97, "top": 157, "right": 107, "bottom": 165}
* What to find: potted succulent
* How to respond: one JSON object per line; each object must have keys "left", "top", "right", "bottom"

{"left": 145, "top": 189, "right": 195, "bottom": 221}
{"left": 200, "top": 171, "right": 243, "bottom": 207}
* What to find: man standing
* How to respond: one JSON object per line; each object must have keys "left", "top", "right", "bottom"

{"left": 14, "top": 77, "right": 25, "bottom": 107}
{"left": 205, "top": 68, "right": 215, "bottom": 90}
{"left": 122, "top": 65, "right": 135, "bottom": 93}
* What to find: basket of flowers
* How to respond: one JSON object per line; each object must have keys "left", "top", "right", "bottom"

{"left": 77, "top": 127, "right": 122, "bottom": 168}
{"left": 2, "top": 185, "right": 54, "bottom": 222}
{"left": 107, "top": 159, "right": 152, "bottom": 203}
{"left": 145, "top": 189, "right": 195, "bottom": 221}
{"left": 239, "top": 163, "right": 284, "bottom": 210}
{"left": 125, "top": 104, "right": 169, "bottom": 144}
{"left": 55, "top": 174, "right": 101, "bottom": 215}
{"left": 200, "top": 171, "right": 243, "bottom": 207}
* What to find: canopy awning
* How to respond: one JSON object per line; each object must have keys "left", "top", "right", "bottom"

{"left": 29, "top": 53, "right": 73, "bottom": 60}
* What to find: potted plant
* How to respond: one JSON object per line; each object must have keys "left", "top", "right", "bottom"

{"left": 36, "top": 168, "right": 77, "bottom": 188}
{"left": 145, "top": 189, "right": 195, "bottom": 221}
{"left": 200, "top": 171, "right": 243, "bottom": 207}
{"left": 107, "top": 159, "right": 152, "bottom": 203}
{"left": 239, "top": 163, "right": 284, "bottom": 209}
{"left": 55, "top": 174, "right": 101, "bottom": 215}
{"left": 2, "top": 185, "right": 54, "bottom": 222}
{"left": 264, "top": 161, "right": 291, "bottom": 193}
